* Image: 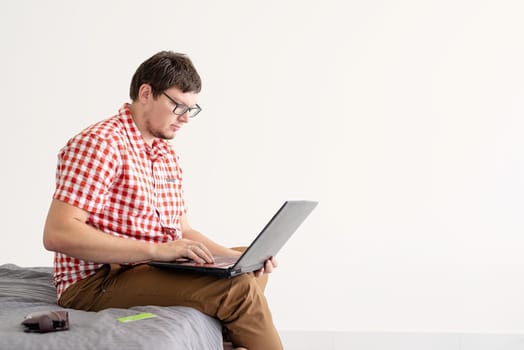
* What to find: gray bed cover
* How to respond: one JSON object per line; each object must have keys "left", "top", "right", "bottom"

{"left": 0, "top": 264, "right": 222, "bottom": 350}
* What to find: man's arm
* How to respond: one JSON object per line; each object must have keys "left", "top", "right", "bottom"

{"left": 43, "top": 199, "right": 214, "bottom": 264}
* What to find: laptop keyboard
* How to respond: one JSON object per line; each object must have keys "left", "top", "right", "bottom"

{"left": 210, "top": 256, "right": 239, "bottom": 267}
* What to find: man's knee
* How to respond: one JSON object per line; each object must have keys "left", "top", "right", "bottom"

{"left": 231, "top": 246, "right": 248, "bottom": 253}
{"left": 217, "top": 274, "right": 266, "bottom": 320}
{"left": 229, "top": 273, "right": 260, "bottom": 297}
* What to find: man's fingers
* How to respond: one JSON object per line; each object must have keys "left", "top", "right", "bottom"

{"left": 264, "top": 259, "right": 274, "bottom": 273}
{"left": 185, "top": 242, "right": 214, "bottom": 263}
{"left": 254, "top": 257, "right": 279, "bottom": 278}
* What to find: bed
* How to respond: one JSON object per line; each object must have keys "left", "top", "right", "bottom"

{"left": 0, "top": 264, "right": 223, "bottom": 350}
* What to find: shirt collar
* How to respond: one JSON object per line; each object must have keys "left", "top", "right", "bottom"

{"left": 118, "top": 104, "right": 171, "bottom": 159}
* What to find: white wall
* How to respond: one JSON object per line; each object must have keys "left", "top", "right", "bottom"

{"left": 1, "top": 0, "right": 524, "bottom": 333}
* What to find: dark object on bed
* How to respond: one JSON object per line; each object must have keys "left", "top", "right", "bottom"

{"left": 0, "top": 264, "right": 222, "bottom": 350}
{"left": 22, "top": 310, "right": 69, "bottom": 333}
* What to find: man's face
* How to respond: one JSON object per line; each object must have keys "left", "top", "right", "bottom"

{"left": 142, "top": 86, "right": 199, "bottom": 141}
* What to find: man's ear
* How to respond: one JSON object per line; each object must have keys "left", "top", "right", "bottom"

{"left": 137, "top": 83, "right": 153, "bottom": 103}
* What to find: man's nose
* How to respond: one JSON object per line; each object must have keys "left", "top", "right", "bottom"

{"left": 177, "top": 112, "right": 189, "bottom": 123}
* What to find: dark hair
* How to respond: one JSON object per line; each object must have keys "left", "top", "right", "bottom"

{"left": 130, "top": 51, "right": 202, "bottom": 100}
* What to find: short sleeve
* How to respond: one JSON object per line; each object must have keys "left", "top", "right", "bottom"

{"left": 53, "top": 134, "right": 120, "bottom": 214}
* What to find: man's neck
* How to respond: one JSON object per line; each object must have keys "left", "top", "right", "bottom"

{"left": 128, "top": 102, "right": 154, "bottom": 147}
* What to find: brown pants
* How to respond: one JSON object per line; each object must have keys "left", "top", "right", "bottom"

{"left": 58, "top": 257, "right": 283, "bottom": 350}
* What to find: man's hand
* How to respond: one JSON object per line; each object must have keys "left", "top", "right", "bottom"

{"left": 154, "top": 239, "right": 215, "bottom": 264}
{"left": 254, "top": 257, "right": 278, "bottom": 278}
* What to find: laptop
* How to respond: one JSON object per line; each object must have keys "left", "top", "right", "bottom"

{"left": 148, "top": 200, "right": 318, "bottom": 277}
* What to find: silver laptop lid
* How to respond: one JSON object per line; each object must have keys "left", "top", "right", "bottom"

{"left": 233, "top": 200, "right": 318, "bottom": 273}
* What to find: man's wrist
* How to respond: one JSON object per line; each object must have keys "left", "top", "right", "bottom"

{"left": 147, "top": 242, "right": 158, "bottom": 261}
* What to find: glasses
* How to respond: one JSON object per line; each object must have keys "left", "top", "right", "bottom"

{"left": 162, "top": 92, "right": 202, "bottom": 118}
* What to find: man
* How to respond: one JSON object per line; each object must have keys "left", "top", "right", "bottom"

{"left": 43, "top": 51, "right": 282, "bottom": 350}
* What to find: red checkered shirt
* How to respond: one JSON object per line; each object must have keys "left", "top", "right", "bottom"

{"left": 52, "top": 104, "right": 186, "bottom": 300}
